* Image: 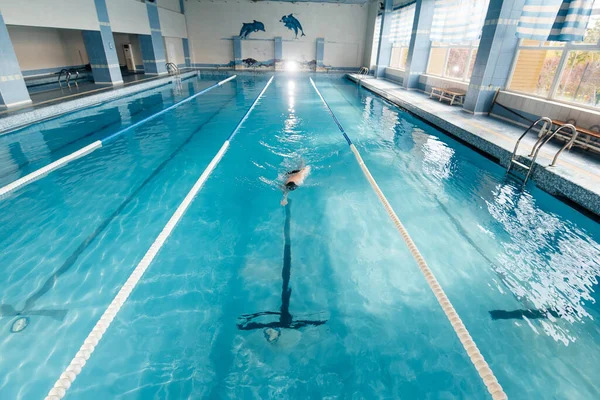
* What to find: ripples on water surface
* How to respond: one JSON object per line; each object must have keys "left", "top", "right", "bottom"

{"left": 0, "top": 74, "right": 598, "bottom": 399}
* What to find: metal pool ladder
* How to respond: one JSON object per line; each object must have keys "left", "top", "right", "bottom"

{"left": 166, "top": 62, "right": 180, "bottom": 77}
{"left": 507, "top": 117, "right": 578, "bottom": 185}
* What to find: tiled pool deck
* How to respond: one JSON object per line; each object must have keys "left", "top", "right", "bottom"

{"left": 0, "top": 70, "right": 198, "bottom": 133}
{"left": 347, "top": 74, "right": 600, "bottom": 217}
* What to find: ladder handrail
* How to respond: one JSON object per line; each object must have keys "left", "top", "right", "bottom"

{"left": 509, "top": 117, "right": 552, "bottom": 161}
{"left": 550, "top": 124, "right": 578, "bottom": 166}
{"left": 68, "top": 68, "right": 79, "bottom": 87}
{"left": 166, "top": 62, "right": 180, "bottom": 77}
{"left": 522, "top": 123, "right": 577, "bottom": 183}
{"left": 57, "top": 69, "right": 70, "bottom": 88}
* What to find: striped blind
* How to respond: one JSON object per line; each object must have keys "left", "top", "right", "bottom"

{"left": 390, "top": 3, "right": 416, "bottom": 46}
{"left": 516, "top": 0, "right": 596, "bottom": 42}
{"left": 430, "top": 0, "right": 489, "bottom": 43}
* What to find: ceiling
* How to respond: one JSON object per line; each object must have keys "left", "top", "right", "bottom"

{"left": 252, "top": 0, "right": 370, "bottom": 4}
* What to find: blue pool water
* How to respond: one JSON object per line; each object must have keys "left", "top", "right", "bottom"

{"left": 0, "top": 74, "right": 599, "bottom": 399}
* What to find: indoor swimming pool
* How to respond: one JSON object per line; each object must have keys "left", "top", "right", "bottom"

{"left": 0, "top": 73, "right": 599, "bottom": 399}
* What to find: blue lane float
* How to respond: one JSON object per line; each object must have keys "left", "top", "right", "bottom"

{"left": 0, "top": 75, "right": 238, "bottom": 200}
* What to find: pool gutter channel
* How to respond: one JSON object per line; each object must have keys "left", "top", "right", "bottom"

{"left": 346, "top": 75, "right": 600, "bottom": 219}
{"left": 310, "top": 77, "right": 507, "bottom": 400}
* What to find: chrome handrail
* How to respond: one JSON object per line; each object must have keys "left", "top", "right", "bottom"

{"left": 550, "top": 124, "right": 578, "bottom": 166}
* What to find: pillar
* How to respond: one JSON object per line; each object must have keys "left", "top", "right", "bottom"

{"left": 141, "top": 1, "right": 167, "bottom": 75}
{"left": 182, "top": 38, "right": 191, "bottom": 68}
{"left": 374, "top": 0, "right": 394, "bottom": 78}
{"left": 83, "top": 0, "right": 123, "bottom": 85}
{"left": 0, "top": 11, "right": 31, "bottom": 108}
{"left": 403, "top": 0, "right": 435, "bottom": 89}
{"left": 274, "top": 37, "right": 283, "bottom": 71}
{"left": 316, "top": 38, "right": 325, "bottom": 72}
{"left": 233, "top": 36, "right": 242, "bottom": 70}
{"left": 463, "top": 0, "right": 526, "bottom": 113}
{"left": 179, "top": 0, "right": 191, "bottom": 68}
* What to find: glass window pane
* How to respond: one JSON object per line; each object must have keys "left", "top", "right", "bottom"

{"left": 555, "top": 51, "right": 600, "bottom": 108}
{"left": 389, "top": 47, "right": 401, "bottom": 68}
{"left": 399, "top": 48, "right": 409, "bottom": 70}
{"left": 427, "top": 47, "right": 447, "bottom": 76}
{"left": 509, "top": 49, "right": 563, "bottom": 96}
{"left": 582, "top": 8, "right": 600, "bottom": 44}
{"left": 468, "top": 49, "right": 478, "bottom": 78}
{"left": 445, "top": 48, "right": 469, "bottom": 79}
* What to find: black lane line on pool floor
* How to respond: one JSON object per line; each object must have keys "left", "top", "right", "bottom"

{"left": 237, "top": 199, "right": 328, "bottom": 336}
{"left": 0, "top": 83, "right": 201, "bottom": 181}
{"left": 0, "top": 91, "right": 240, "bottom": 327}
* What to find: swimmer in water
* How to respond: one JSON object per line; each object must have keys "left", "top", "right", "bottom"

{"left": 281, "top": 165, "right": 310, "bottom": 206}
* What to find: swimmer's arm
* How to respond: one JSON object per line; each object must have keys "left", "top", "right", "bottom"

{"left": 281, "top": 191, "right": 288, "bottom": 206}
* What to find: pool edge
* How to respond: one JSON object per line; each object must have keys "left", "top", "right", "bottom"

{"left": 347, "top": 74, "right": 600, "bottom": 219}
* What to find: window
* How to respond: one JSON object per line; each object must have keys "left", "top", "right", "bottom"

{"left": 508, "top": 2, "right": 600, "bottom": 108}
{"left": 370, "top": 15, "right": 382, "bottom": 68}
{"left": 425, "top": 0, "right": 489, "bottom": 82}
{"left": 388, "top": 3, "right": 416, "bottom": 70}
{"left": 426, "top": 41, "right": 479, "bottom": 82}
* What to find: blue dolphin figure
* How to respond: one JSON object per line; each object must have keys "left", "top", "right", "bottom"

{"left": 239, "top": 20, "right": 266, "bottom": 39}
{"left": 280, "top": 14, "right": 305, "bottom": 38}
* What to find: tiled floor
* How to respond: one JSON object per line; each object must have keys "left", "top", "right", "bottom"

{"left": 0, "top": 71, "right": 192, "bottom": 120}
{"left": 348, "top": 74, "right": 600, "bottom": 215}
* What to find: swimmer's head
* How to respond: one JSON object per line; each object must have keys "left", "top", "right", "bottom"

{"left": 285, "top": 182, "right": 298, "bottom": 191}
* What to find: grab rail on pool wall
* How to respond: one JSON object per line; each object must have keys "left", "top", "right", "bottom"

{"left": 506, "top": 117, "right": 577, "bottom": 186}
{"left": 0, "top": 75, "right": 238, "bottom": 201}
{"left": 309, "top": 77, "right": 507, "bottom": 400}
{"left": 44, "top": 76, "right": 275, "bottom": 400}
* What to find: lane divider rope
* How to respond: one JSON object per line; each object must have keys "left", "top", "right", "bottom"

{"left": 44, "top": 75, "right": 274, "bottom": 400}
{"left": 309, "top": 77, "right": 507, "bottom": 400}
{"left": 0, "top": 75, "right": 237, "bottom": 200}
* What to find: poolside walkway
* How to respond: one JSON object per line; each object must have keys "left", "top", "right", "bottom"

{"left": 347, "top": 74, "right": 600, "bottom": 216}
{"left": 0, "top": 70, "right": 198, "bottom": 133}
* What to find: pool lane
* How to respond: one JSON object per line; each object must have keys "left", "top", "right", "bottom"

{"left": 313, "top": 77, "right": 600, "bottom": 399}
{"left": 67, "top": 76, "right": 489, "bottom": 399}
{"left": 0, "top": 77, "right": 221, "bottom": 187}
{"left": 0, "top": 76, "right": 268, "bottom": 400}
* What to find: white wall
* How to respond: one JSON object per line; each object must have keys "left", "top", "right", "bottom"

{"left": 158, "top": 7, "right": 188, "bottom": 38}
{"left": 185, "top": 0, "right": 369, "bottom": 67}
{"left": 0, "top": 0, "right": 99, "bottom": 31}
{"left": 363, "top": 0, "right": 379, "bottom": 68}
{"left": 242, "top": 40, "right": 275, "bottom": 63}
{"left": 7, "top": 26, "right": 89, "bottom": 75}
{"left": 164, "top": 37, "right": 185, "bottom": 66}
{"left": 158, "top": 0, "right": 181, "bottom": 13}
{"left": 107, "top": 0, "right": 151, "bottom": 35}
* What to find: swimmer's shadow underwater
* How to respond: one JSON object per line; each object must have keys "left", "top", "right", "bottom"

{"left": 237, "top": 200, "right": 328, "bottom": 343}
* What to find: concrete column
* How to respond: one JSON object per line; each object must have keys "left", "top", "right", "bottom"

{"left": 316, "top": 38, "right": 325, "bottom": 72}
{"left": 233, "top": 36, "right": 242, "bottom": 70}
{"left": 403, "top": 0, "right": 435, "bottom": 89}
{"left": 83, "top": 0, "right": 123, "bottom": 85}
{"left": 179, "top": 0, "right": 191, "bottom": 67}
{"left": 374, "top": 0, "right": 394, "bottom": 78}
{"left": 274, "top": 37, "right": 284, "bottom": 71}
{"left": 464, "top": 0, "right": 526, "bottom": 113}
{"left": 0, "top": 12, "right": 31, "bottom": 108}
{"left": 182, "top": 38, "right": 191, "bottom": 67}
{"left": 141, "top": 2, "right": 167, "bottom": 75}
